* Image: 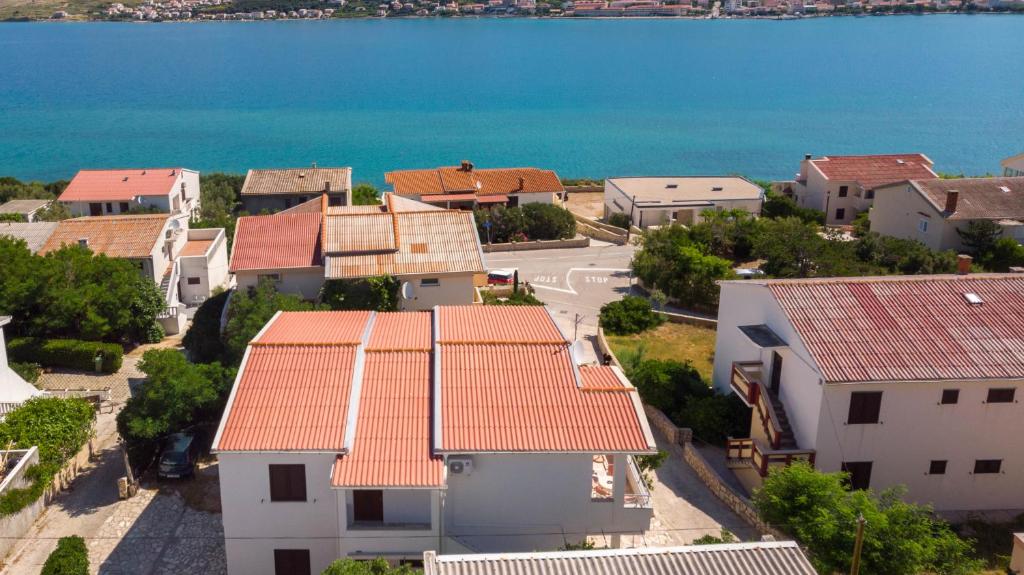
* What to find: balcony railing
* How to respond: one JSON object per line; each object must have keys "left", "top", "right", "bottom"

{"left": 725, "top": 438, "right": 816, "bottom": 478}
{"left": 730, "top": 362, "right": 786, "bottom": 450}
{"left": 623, "top": 455, "right": 652, "bottom": 509}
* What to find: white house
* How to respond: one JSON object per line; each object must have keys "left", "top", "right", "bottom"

{"left": 788, "top": 153, "right": 937, "bottom": 225}
{"left": 386, "top": 161, "right": 565, "bottom": 209}
{"left": 239, "top": 167, "right": 352, "bottom": 213}
{"left": 212, "top": 307, "right": 657, "bottom": 575}
{"left": 870, "top": 177, "right": 1024, "bottom": 251}
{"left": 0, "top": 317, "right": 45, "bottom": 417}
{"left": 1003, "top": 152, "right": 1024, "bottom": 177}
{"left": 230, "top": 194, "right": 486, "bottom": 309}
{"left": 40, "top": 215, "right": 229, "bottom": 334}
{"left": 603, "top": 176, "right": 764, "bottom": 228}
{"left": 58, "top": 168, "right": 201, "bottom": 218}
{"left": 713, "top": 273, "right": 1024, "bottom": 512}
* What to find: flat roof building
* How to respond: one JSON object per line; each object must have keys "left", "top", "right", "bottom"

{"left": 603, "top": 176, "right": 764, "bottom": 228}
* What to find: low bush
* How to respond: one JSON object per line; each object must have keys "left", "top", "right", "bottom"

{"left": 7, "top": 338, "right": 122, "bottom": 373}
{"left": 522, "top": 203, "right": 576, "bottom": 240}
{"left": 320, "top": 276, "right": 400, "bottom": 311}
{"left": 481, "top": 289, "right": 544, "bottom": 306}
{"left": 143, "top": 322, "right": 165, "bottom": 344}
{"left": 9, "top": 361, "right": 41, "bottom": 383}
{"left": 42, "top": 535, "right": 89, "bottom": 575}
{"left": 183, "top": 290, "right": 230, "bottom": 364}
{"left": 608, "top": 212, "right": 631, "bottom": 230}
{"left": 474, "top": 204, "right": 576, "bottom": 243}
{"left": 598, "top": 296, "right": 663, "bottom": 336}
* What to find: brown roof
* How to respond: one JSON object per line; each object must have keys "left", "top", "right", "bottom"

{"left": 277, "top": 196, "right": 324, "bottom": 214}
{"left": 810, "top": 154, "right": 936, "bottom": 190}
{"left": 0, "top": 199, "right": 51, "bottom": 215}
{"left": 180, "top": 239, "right": 213, "bottom": 257}
{"left": 386, "top": 164, "right": 564, "bottom": 197}
{"left": 913, "top": 177, "right": 1024, "bottom": 221}
{"left": 240, "top": 168, "right": 352, "bottom": 196}
{"left": 230, "top": 213, "right": 322, "bottom": 272}
{"left": 39, "top": 215, "right": 168, "bottom": 258}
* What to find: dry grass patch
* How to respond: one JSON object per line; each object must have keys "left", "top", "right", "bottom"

{"left": 606, "top": 321, "right": 717, "bottom": 383}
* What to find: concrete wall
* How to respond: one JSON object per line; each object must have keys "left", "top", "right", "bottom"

{"left": 482, "top": 237, "right": 589, "bottom": 252}
{"left": 179, "top": 228, "right": 229, "bottom": 305}
{"left": 399, "top": 273, "right": 475, "bottom": 311}
{"left": 0, "top": 448, "right": 41, "bottom": 561}
{"left": 235, "top": 267, "right": 326, "bottom": 301}
{"left": 869, "top": 182, "right": 959, "bottom": 251}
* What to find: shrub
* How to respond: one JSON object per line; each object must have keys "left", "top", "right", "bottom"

{"left": 9, "top": 361, "right": 40, "bottom": 383}
{"left": 522, "top": 203, "right": 576, "bottom": 240}
{"left": 7, "top": 338, "right": 123, "bottom": 373}
{"left": 223, "top": 280, "right": 316, "bottom": 364}
{"left": 608, "top": 212, "right": 631, "bottom": 230}
{"left": 692, "top": 530, "right": 737, "bottom": 545}
{"left": 321, "top": 558, "right": 418, "bottom": 575}
{"left": 761, "top": 191, "right": 825, "bottom": 224}
{"left": 320, "top": 276, "right": 400, "bottom": 311}
{"left": 598, "top": 296, "right": 663, "bottom": 335}
{"left": 143, "top": 322, "right": 165, "bottom": 344}
{"left": 182, "top": 290, "right": 230, "bottom": 364}
{"left": 42, "top": 536, "right": 88, "bottom": 575}
{"left": 481, "top": 289, "right": 544, "bottom": 306}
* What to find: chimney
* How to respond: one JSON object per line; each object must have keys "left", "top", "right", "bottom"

{"left": 944, "top": 190, "right": 959, "bottom": 214}
{"left": 77, "top": 238, "right": 89, "bottom": 248}
{"left": 518, "top": 176, "right": 525, "bottom": 191}
{"left": 460, "top": 160, "right": 473, "bottom": 172}
{"left": 956, "top": 254, "right": 972, "bottom": 275}
{"left": 311, "top": 161, "right": 317, "bottom": 168}
{"left": 325, "top": 181, "right": 331, "bottom": 193}
{"left": 804, "top": 153, "right": 812, "bottom": 160}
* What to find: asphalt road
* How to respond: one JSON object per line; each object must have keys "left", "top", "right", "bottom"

{"left": 484, "top": 241, "right": 636, "bottom": 360}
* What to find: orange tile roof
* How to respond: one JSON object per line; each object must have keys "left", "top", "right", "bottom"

{"left": 255, "top": 311, "right": 371, "bottom": 345}
{"left": 39, "top": 214, "right": 168, "bottom": 258}
{"left": 438, "top": 306, "right": 565, "bottom": 343}
{"left": 810, "top": 153, "right": 936, "bottom": 190}
{"left": 229, "top": 213, "right": 322, "bottom": 272}
{"left": 367, "top": 311, "right": 432, "bottom": 351}
{"left": 179, "top": 239, "right": 213, "bottom": 257}
{"left": 386, "top": 164, "right": 564, "bottom": 197}
{"left": 59, "top": 169, "right": 183, "bottom": 202}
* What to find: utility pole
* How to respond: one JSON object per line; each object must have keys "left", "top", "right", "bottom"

{"left": 625, "top": 195, "right": 637, "bottom": 243}
{"left": 573, "top": 313, "right": 584, "bottom": 341}
{"left": 850, "top": 514, "right": 866, "bottom": 575}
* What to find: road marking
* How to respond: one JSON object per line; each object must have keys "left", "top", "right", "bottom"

{"left": 532, "top": 284, "right": 578, "bottom": 295}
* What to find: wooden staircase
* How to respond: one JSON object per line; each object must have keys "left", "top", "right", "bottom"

{"left": 767, "top": 390, "right": 798, "bottom": 450}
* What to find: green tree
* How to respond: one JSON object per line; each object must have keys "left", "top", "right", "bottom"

{"left": 34, "top": 201, "right": 71, "bottom": 222}
{"left": 632, "top": 225, "right": 733, "bottom": 310}
{"left": 761, "top": 191, "right": 825, "bottom": 224}
{"left": 352, "top": 183, "right": 382, "bottom": 206}
{"left": 223, "top": 279, "right": 316, "bottom": 363}
{"left": 521, "top": 203, "right": 576, "bottom": 240}
{"left": 474, "top": 205, "right": 527, "bottom": 244}
{"left": 182, "top": 290, "right": 230, "bottom": 363}
{"left": 687, "top": 209, "right": 757, "bottom": 261}
{"left": 978, "top": 237, "right": 1024, "bottom": 272}
{"left": 321, "top": 558, "right": 419, "bottom": 575}
{"left": 199, "top": 173, "right": 244, "bottom": 222}
{"left": 320, "top": 276, "right": 400, "bottom": 311}
{"left": 956, "top": 220, "right": 1003, "bottom": 256}
{"left": 598, "top": 296, "right": 663, "bottom": 335}
{"left": 752, "top": 217, "right": 825, "bottom": 278}
{"left": 753, "top": 462, "right": 982, "bottom": 575}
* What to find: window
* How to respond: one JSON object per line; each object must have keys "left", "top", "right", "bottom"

{"left": 89, "top": 203, "right": 103, "bottom": 216}
{"left": 328, "top": 196, "right": 344, "bottom": 207}
{"left": 187, "top": 277, "right": 201, "bottom": 285}
{"left": 847, "top": 391, "right": 882, "bottom": 424}
{"left": 258, "top": 273, "right": 282, "bottom": 283}
{"left": 274, "top": 549, "right": 310, "bottom": 575}
{"left": 940, "top": 389, "right": 959, "bottom": 405}
{"left": 838, "top": 185, "right": 849, "bottom": 197}
{"left": 353, "top": 489, "right": 384, "bottom": 522}
{"left": 928, "top": 460, "right": 947, "bottom": 475}
{"left": 865, "top": 190, "right": 875, "bottom": 199}
{"left": 105, "top": 202, "right": 113, "bottom": 213}
{"left": 400, "top": 560, "right": 425, "bottom": 568}
{"left": 119, "top": 202, "right": 130, "bottom": 213}
{"left": 986, "top": 388, "right": 1015, "bottom": 403}
{"left": 268, "top": 464, "right": 306, "bottom": 502}
{"left": 420, "top": 278, "right": 440, "bottom": 287}
{"left": 841, "top": 461, "right": 872, "bottom": 490}
{"left": 918, "top": 218, "right": 929, "bottom": 233}
{"left": 973, "top": 459, "right": 1002, "bottom": 474}
{"left": 284, "top": 198, "right": 293, "bottom": 209}
{"left": 835, "top": 208, "right": 846, "bottom": 221}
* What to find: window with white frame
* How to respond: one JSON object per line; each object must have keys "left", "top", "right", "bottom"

{"left": 918, "top": 218, "right": 928, "bottom": 233}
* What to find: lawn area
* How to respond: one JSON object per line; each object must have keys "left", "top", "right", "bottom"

{"left": 605, "top": 321, "right": 717, "bottom": 383}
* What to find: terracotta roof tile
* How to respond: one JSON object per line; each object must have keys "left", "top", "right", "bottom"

{"left": 765, "top": 275, "right": 1024, "bottom": 383}
{"left": 241, "top": 168, "right": 351, "bottom": 196}
{"left": 59, "top": 169, "right": 183, "bottom": 202}
{"left": 386, "top": 165, "right": 564, "bottom": 197}
{"left": 367, "top": 312, "right": 432, "bottom": 351}
{"left": 438, "top": 306, "right": 564, "bottom": 343}
{"left": 229, "top": 213, "right": 322, "bottom": 272}
{"left": 255, "top": 311, "right": 371, "bottom": 345}
{"left": 913, "top": 177, "right": 1024, "bottom": 221}
{"left": 180, "top": 239, "right": 212, "bottom": 257}
{"left": 39, "top": 214, "right": 168, "bottom": 258}
{"left": 810, "top": 154, "right": 936, "bottom": 190}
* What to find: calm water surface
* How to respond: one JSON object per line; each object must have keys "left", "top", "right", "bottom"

{"left": 0, "top": 16, "right": 1022, "bottom": 182}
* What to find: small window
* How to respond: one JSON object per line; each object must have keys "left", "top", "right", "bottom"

{"left": 269, "top": 464, "right": 306, "bottom": 502}
{"left": 841, "top": 461, "right": 872, "bottom": 490}
{"left": 835, "top": 208, "right": 846, "bottom": 221}
{"left": 258, "top": 273, "right": 282, "bottom": 283}
{"left": 119, "top": 202, "right": 130, "bottom": 213}
{"left": 973, "top": 459, "right": 1002, "bottom": 474}
{"left": 838, "top": 185, "right": 849, "bottom": 197}
{"left": 928, "top": 460, "right": 947, "bottom": 475}
{"left": 187, "top": 277, "right": 201, "bottom": 285}
{"left": 865, "top": 190, "right": 875, "bottom": 200}
{"left": 986, "top": 388, "right": 1015, "bottom": 403}
{"left": 284, "top": 198, "right": 293, "bottom": 209}
{"left": 420, "top": 278, "right": 440, "bottom": 287}
{"left": 940, "top": 389, "right": 959, "bottom": 405}
{"left": 848, "top": 391, "right": 882, "bottom": 424}
{"left": 918, "top": 218, "right": 929, "bottom": 233}
{"left": 274, "top": 549, "right": 311, "bottom": 575}
{"left": 328, "top": 196, "right": 344, "bottom": 207}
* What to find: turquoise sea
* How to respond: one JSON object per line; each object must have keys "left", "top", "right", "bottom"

{"left": 0, "top": 16, "right": 1022, "bottom": 183}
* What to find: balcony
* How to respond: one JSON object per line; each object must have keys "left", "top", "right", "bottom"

{"left": 623, "top": 455, "right": 652, "bottom": 509}
{"left": 590, "top": 455, "right": 652, "bottom": 509}
{"left": 725, "top": 438, "right": 815, "bottom": 478}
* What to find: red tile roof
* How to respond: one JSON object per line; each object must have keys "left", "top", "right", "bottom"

{"left": 810, "top": 154, "right": 936, "bottom": 190}
{"left": 179, "top": 239, "right": 213, "bottom": 257}
{"left": 39, "top": 214, "right": 168, "bottom": 258}
{"left": 438, "top": 306, "right": 565, "bottom": 343}
{"left": 229, "top": 213, "right": 322, "bottom": 272}
{"left": 255, "top": 311, "right": 371, "bottom": 345}
{"left": 59, "top": 169, "right": 184, "bottom": 202}
{"left": 386, "top": 164, "right": 564, "bottom": 197}
{"left": 765, "top": 275, "right": 1024, "bottom": 383}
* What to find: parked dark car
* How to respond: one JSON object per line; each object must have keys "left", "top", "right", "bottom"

{"left": 158, "top": 432, "right": 200, "bottom": 479}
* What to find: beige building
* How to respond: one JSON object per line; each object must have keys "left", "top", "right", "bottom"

{"left": 0, "top": 199, "right": 52, "bottom": 223}
{"left": 230, "top": 194, "right": 486, "bottom": 309}
{"left": 788, "top": 153, "right": 937, "bottom": 225}
{"left": 714, "top": 273, "right": 1024, "bottom": 512}
{"left": 386, "top": 161, "right": 565, "bottom": 209}
{"left": 239, "top": 167, "right": 352, "bottom": 214}
{"left": 870, "top": 177, "right": 1024, "bottom": 251}
{"left": 1003, "top": 152, "right": 1024, "bottom": 177}
{"left": 603, "top": 176, "right": 763, "bottom": 228}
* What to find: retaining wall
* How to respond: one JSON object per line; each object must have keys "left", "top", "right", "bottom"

{"left": 482, "top": 236, "right": 589, "bottom": 253}
{"left": 654, "top": 309, "right": 718, "bottom": 328}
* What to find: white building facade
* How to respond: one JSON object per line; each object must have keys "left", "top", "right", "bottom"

{"left": 603, "top": 176, "right": 764, "bottom": 228}
{"left": 58, "top": 168, "right": 201, "bottom": 219}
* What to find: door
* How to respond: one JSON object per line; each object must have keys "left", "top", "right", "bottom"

{"left": 353, "top": 489, "right": 384, "bottom": 523}
{"left": 89, "top": 203, "right": 102, "bottom": 216}
{"left": 769, "top": 351, "right": 783, "bottom": 395}
{"left": 273, "top": 549, "right": 310, "bottom": 575}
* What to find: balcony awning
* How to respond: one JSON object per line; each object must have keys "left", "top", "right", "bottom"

{"left": 475, "top": 195, "right": 509, "bottom": 204}
{"left": 739, "top": 324, "right": 787, "bottom": 348}
{"left": 421, "top": 193, "right": 478, "bottom": 203}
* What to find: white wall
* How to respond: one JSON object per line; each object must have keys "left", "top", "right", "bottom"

{"left": 512, "top": 191, "right": 559, "bottom": 205}
{"left": 179, "top": 229, "right": 229, "bottom": 305}
{"left": 235, "top": 268, "right": 326, "bottom": 301}
{"left": 399, "top": 273, "right": 476, "bottom": 311}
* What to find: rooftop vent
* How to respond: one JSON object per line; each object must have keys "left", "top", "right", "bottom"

{"left": 896, "top": 159, "right": 905, "bottom": 164}
{"left": 460, "top": 160, "right": 474, "bottom": 172}
{"left": 142, "top": 170, "right": 147, "bottom": 175}
{"left": 712, "top": 186, "right": 724, "bottom": 192}
{"left": 665, "top": 184, "right": 678, "bottom": 189}
{"left": 963, "top": 292, "right": 983, "bottom": 305}
{"left": 170, "top": 169, "right": 176, "bottom": 176}
{"left": 957, "top": 253, "right": 972, "bottom": 275}
{"left": 298, "top": 172, "right": 306, "bottom": 178}
{"left": 122, "top": 176, "right": 129, "bottom": 182}
{"left": 1000, "top": 186, "right": 1011, "bottom": 193}
{"left": 311, "top": 161, "right": 317, "bottom": 168}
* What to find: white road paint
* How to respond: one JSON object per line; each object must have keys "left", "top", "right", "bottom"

{"left": 531, "top": 267, "right": 631, "bottom": 296}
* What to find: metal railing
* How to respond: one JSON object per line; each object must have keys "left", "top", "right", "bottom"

{"left": 731, "top": 362, "right": 785, "bottom": 450}
{"left": 725, "top": 438, "right": 815, "bottom": 478}
{"left": 623, "top": 455, "right": 652, "bottom": 509}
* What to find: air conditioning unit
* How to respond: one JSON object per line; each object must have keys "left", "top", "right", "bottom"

{"left": 447, "top": 456, "right": 473, "bottom": 476}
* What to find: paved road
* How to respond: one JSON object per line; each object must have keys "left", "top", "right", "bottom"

{"left": 484, "top": 242, "right": 636, "bottom": 360}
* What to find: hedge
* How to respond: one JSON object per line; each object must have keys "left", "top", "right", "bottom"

{"left": 42, "top": 536, "right": 89, "bottom": 575}
{"left": 7, "top": 338, "right": 122, "bottom": 373}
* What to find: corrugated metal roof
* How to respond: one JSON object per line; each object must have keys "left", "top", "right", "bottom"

{"left": 229, "top": 213, "right": 322, "bottom": 272}
{"left": 240, "top": 168, "right": 351, "bottom": 196}
{"left": 386, "top": 165, "right": 564, "bottom": 197}
{"left": 40, "top": 215, "right": 168, "bottom": 258}
{"left": 423, "top": 542, "right": 817, "bottom": 575}
{"left": 58, "top": 168, "right": 183, "bottom": 202}
{"left": 764, "top": 275, "right": 1024, "bottom": 383}
{"left": 0, "top": 199, "right": 51, "bottom": 214}
{"left": 323, "top": 213, "right": 397, "bottom": 253}
{"left": 0, "top": 222, "right": 58, "bottom": 253}
{"left": 810, "top": 153, "right": 935, "bottom": 190}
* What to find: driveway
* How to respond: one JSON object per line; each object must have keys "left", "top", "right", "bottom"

{"left": 485, "top": 242, "right": 636, "bottom": 360}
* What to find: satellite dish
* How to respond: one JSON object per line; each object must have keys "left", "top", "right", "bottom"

{"left": 168, "top": 219, "right": 182, "bottom": 231}
{"left": 401, "top": 282, "right": 413, "bottom": 300}
{"left": 571, "top": 340, "right": 586, "bottom": 365}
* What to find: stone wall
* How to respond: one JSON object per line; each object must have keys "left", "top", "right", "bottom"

{"left": 655, "top": 309, "right": 718, "bottom": 329}
{"left": 642, "top": 405, "right": 692, "bottom": 445}
{"left": 482, "top": 236, "right": 589, "bottom": 253}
